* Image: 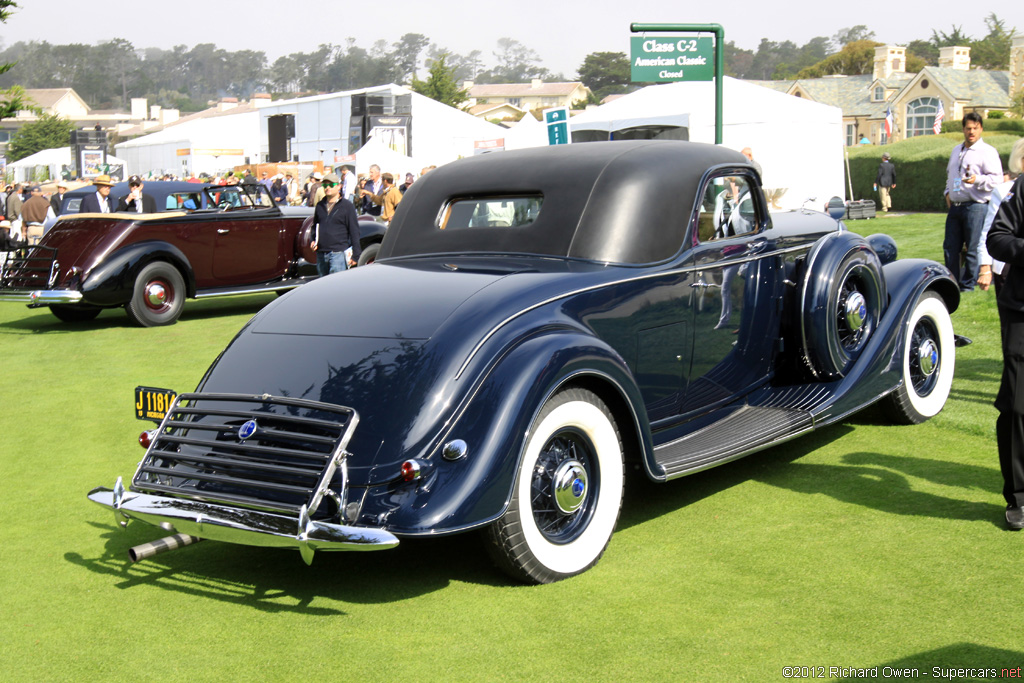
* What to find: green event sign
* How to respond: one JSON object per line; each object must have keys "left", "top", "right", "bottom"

{"left": 544, "top": 107, "right": 570, "bottom": 145}
{"left": 630, "top": 36, "right": 714, "bottom": 82}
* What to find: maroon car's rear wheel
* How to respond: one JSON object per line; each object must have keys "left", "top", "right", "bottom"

{"left": 126, "top": 262, "right": 185, "bottom": 327}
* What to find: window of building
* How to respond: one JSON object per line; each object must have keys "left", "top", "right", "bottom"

{"left": 873, "top": 86, "right": 884, "bottom": 102}
{"left": 906, "top": 97, "right": 940, "bottom": 137}
{"left": 845, "top": 123, "right": 856, "bottom": 147}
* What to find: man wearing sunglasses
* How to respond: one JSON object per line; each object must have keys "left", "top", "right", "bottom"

{"left": 311, "top": 172, "right": 361, "bottom": 276}
{"left": 116, "top": 175, "right": 157, "bottom": 213}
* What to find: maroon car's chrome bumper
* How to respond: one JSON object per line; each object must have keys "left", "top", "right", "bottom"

{"left": 0, "top": 289, "right": 83, "bottom": 305}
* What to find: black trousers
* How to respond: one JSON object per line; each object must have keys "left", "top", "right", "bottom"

{"left": 996, "top": 308, "right": 1024, "bottom": 508}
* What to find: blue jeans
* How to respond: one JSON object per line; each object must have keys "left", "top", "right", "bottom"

{"left": 943, "top": 201, "right": 987, "bottom": 290}
{"left": 316, "top": 251, "right": 349, "bottom": 277}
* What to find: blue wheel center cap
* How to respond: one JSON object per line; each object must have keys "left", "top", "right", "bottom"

{"left": 552, "top": 460, "right": 589, "bottom": 514}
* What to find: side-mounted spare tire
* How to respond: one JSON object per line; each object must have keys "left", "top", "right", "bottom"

{"left": 800, "top": 231, "right": 886, "bottom": 380}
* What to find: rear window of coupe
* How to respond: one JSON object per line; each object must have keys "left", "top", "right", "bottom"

{"left": 438, "top": 195, "right": 543, "bottom": 230}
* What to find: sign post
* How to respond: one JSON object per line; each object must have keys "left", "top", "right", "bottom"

{"left": 544, "top": 107, "right": 571, "bottom": 146}
{"left": 629, "top": 23, "right": 724, "bottom": 144}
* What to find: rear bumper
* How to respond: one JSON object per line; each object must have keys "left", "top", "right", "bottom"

{"left": 0, "top": 289, "right": 83, "bottom": 306}
{"left": 88, "top": 479, "right": 399, "bottom": 563}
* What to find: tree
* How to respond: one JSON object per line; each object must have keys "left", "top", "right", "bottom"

{"left": 410, "top": 53, "right": 468, "bottom": 108}
{"left": 392, "top": 33, "right": 429, "bottom": 84}
{"left": 490, "top": 37, "right": 543, "bottom": 82}
{"left": 833, "top": 26, "right": 875, "bottom": 49}
{"left": 577, "top": 51, "right": 630, "bottom": 100}
{"left": 970, "top": 13, "right": 1015, "bottom": 70}
{"left": 0, "top": 1, "right": 38, "bottom": 120}
{"left": 6, "top": 113, "right": 74, "bottom": 161}
{"left": 796, "top": 40, "right": 881, "bottom": 78}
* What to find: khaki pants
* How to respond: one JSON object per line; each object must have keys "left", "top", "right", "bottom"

{"left": 878, "top": 186, "right": 892, "bottom": 211}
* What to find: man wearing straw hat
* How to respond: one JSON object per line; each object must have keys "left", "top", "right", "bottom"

{"left": 79, "top": 175, "right": 116, "bottom": 213}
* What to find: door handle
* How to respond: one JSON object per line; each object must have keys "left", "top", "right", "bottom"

{"left": 217, "top": 228, "right": 229, "bottom": 234}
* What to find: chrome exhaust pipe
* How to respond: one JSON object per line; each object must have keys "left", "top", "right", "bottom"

{"left": 128, "top": 533, "right": 202, "bottom": 562}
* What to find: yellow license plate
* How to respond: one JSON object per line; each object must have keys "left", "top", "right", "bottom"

{"left": 135, "top": 386, "right": 177, "bottom": 422}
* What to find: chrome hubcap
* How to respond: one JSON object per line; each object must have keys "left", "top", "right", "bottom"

{"left": 917, "top": 339, "right": 939, "bottom": 376}
{"left": 552, "top": 460, "right": 588, "bottom": 514}
{"left": 145, "top": 282, "right": 167, "bottom": 307}
{"left": 844, "top": 291, "right": 867, "bottom": 332}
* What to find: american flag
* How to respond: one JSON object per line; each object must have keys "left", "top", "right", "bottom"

{"left": 933, "top": 100, "right": 945, "bottom": 135}
{"left": 884, "top": 106, "right": 895, "bottom": 138}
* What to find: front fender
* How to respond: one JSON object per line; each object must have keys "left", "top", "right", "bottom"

{"left": 80, "top": 241, "right": 195, "bottom": 306}
{"left": 358, "top": 329, "right": 650, "bottom": 536}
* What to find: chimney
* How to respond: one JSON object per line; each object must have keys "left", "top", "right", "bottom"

{"left": 462, "top": 80, "right": 475, "bottom": 91}
{"left": 531, "top": 78, "right": 543, "bottom": 89}
{"left": 149, "top": 104, "right": 162, "bottom": 121}
{"left": 1011, "top": 35, "right": 1024, "bottom": 100}
{"left": 160, "top": 109, "right": 179, "bottom": 125}
{"left": 938, "top": 46, "right": 971, "bottom": 70}
{"left": 130, "top": 97, "right": 147, "bottom": 121}
{"left": 217, "top": 97, "right": 239, "bottom": 112}
{"left": 252, "top": 93, "right": 272, "bottom": 108}
{"left": 873, "top": 46, "right": 906, "bottom": 80}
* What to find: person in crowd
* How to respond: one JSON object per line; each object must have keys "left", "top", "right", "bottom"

{"left": 6, "top": 182, "right": 23, "bottom": 237}
{"left": 270, "top": 176, "right": 288, "bottom": 204}
{"left": 21, "top": 185, "right": 49, "bottom": 224}
{"left": 259, "top": 171, "right": 273, "bottom": 190}
{"left": 740, "top": 147, "right": 762, "bottom": 177}
{"left": 50, "top": 181, "right": 68, "bottom": 217}
{"left": 361, "top": 165, "right": 383, "bottom": 216}
{"left": 305, "top": 172, "right": 324, "bottom": 208}
{"left": 944, "top": 112, "right": 1003, "bottom": 291}
{"left": 361, "top": 172, "right": 403, "bottom": 224}
{"left": 339, "top": 166, "right": 356, "bottom": 203}
{"left": 310, "top": 172, "right": 361, "bottom": 276}
{"left": 983, "top": 150, "right": 1024, "bottom": 530}
{"left": 978, "top": 139, "right": 1024, "bottom": 293}
{"left": 79, "top": 175, "right": 116, "bottom": 213}
{"left": 116, "top": 175, "right": 157, "bottom": 213}
{"left": 874, "top": 152, "right": 896, "bottom": 213}
{"left": 399, "top": 172, "right": 415, "bottom": 194}
{"left": 285, "top": 172, "right": 299, "bottom": 205}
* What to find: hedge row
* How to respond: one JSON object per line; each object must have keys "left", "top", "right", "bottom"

{"left": 846, "top": 133, "right": 1022, "bottom": 212}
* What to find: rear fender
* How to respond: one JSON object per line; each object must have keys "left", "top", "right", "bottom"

{"left": 80, "top": 241, "right": 195, "bottom": 306}
{"left": 361, "top": 329, "right": 651, "bottom": 535}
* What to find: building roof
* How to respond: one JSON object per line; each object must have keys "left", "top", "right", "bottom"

{"left": 24, "top": 88, "right": 86, "bottom": 111}
{"left": 117, "top": 101, "right": 261, "bottom": 138}
{"left": 468, "top": 81, "right": 585, "bottom": 98}
{"left": 467, "top": 103, "right": 525, "bottom": 118}
{"left": 922, "top": 66, "right": 1011, "bottom": 107}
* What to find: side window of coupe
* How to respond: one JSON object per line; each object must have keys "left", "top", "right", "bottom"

{"left": 696, "top": 176, "right": 758, "bottom": 243}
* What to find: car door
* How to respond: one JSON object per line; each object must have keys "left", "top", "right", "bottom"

{"left": 677, "top": 172, "right": 778, "bottom": 416}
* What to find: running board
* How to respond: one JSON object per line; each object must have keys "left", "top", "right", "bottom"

{"left": 654, "top": 405, "right": 813, "bottom": 478}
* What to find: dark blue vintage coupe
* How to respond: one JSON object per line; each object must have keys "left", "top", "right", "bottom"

{"left": 89, "top": 141, "right": 959, "bottom": 583}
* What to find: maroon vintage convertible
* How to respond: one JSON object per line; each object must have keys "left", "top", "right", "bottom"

{"left": 0, "top": 183, "right": 384, "bottom": 326}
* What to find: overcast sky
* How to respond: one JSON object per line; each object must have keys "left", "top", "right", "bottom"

{"left": 4, "top": 1, "right": 1019, "bottom": 78}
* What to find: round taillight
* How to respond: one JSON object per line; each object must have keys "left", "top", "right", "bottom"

{"left": 400, "top": 460, "right": 421, "bottom": 482}
{"left": 139, "top": 430, "right": 154, "bottom": 448}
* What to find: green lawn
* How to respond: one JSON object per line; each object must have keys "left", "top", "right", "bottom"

{"left": 1, "top": 215, "right": 1020, "bottom": 681}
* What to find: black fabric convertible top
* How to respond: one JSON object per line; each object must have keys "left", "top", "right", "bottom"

{"left": 379, "top": 140, "right": 750, "bottom": 265}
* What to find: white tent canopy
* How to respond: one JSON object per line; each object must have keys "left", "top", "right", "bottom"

{"left": 568, "top": 78, "right": 844, "bottom": 210}
{"left": 503, "top": 114, "right": 549, "bottom": 151}
{"left": 352, "top": 136, "right": 426, "bottom": 179}
{"left": 8, "top": 146, "right": 127, "bottom": 183}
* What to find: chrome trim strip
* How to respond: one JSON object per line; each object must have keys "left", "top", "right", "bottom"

{"left": 88, "top": 486, "right": 399, "bottom": 553}
{"left": 0, "top": 289, "right": 84, "bottom": 304}
{"left": 192, "top": 278, "right": 316, "bottom": 299}
{"left": 454, "top": 242, "right": 813, "bottom": 379}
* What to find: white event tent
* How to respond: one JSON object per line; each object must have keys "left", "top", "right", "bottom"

{"left": 115, "top": 110, "right": 260, "bottom": 178}
{"left": 8, "top": 146, "right": 127, "bottom": 183}
{"left": 568, "top": 77, "right": 844, "bottom": 210}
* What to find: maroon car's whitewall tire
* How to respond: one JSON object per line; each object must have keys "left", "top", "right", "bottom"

{"left": 125, "top": 262, "right": 185, "bottom": 327}
{"left": 486, "top": 387, "right": 624, "bottom": 584}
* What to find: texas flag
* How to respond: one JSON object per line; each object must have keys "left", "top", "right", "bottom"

{"left": 933, "top": 100, "right": 945, "bottom": 135}
{"left": 884, "top": 106, "right": 895, "bottom": 138}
